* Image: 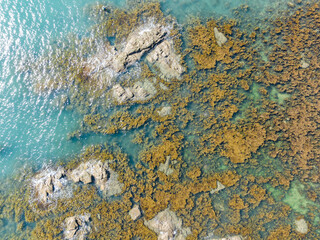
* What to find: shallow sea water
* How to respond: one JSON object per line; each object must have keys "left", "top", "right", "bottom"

{"left": 0, "top": 0, "right": 293, "bottom": 177}
{"left": 0, "top": 0, "right": 319, "bottom": 239}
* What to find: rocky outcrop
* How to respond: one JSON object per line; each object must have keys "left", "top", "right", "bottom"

{"left": 295, "top": 218, "right": 308, "bottom": 234}
{"left": 144, "top": 208, "right": 191, "bottom": 240}
{"left": 63, "top": 215, "right": 91, "bottom": 240}
{"left": 129, "top": 204, "right": 141, "bottom": 221}
{"left": 32, "top": 167, "right": 67, "bottom": 204}
{"left": 214, "top": 27, "right": 227, "bottom": 47}
{"left": 68, "top": 160, "right": 123, "bottom": 196}
{"left": 112, "top": 79, "right": 157, "bottom": 103}
{"left": 146, "top": 40, "right": 184, "bottom": 79}
{"left": 114, "top": 24, "right": 167, "bottom": 72}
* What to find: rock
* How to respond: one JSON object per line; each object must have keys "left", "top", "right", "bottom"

{"left": 114, "top": 24, "right": 167, "bottom": 72}
{"left": 300, "top": 60, "right": 309, "bottom": 69}
{"left": 210, "top": 181, "right": 225, "bottom": 194}
{"left": 129, "top": 204, "right": 141, "bottom": 221}
{"left": 64, "top": 215, "right": 91, "bottom": 240}
{"left": 295, "top": 218, "right": 308, "bottom": 234}
{"left": 32, "top": 167, "right": 67, "bottom": 204}
{"left": 144, "top": 208, "right": 191, "bottom": 240}
{"left": 157, "top": 106, "right": 172, "bottom": 117}
{"left": 159, "top": 156, "right": 174, "bottom": 175}
{"left": 146, "top": 40, "right": 184, "bottom": 79}
{"left": 68, "top": 160, "right": 123, "bottom": 196}
{"left": 214, "top": 27, "right": 227, "bottom": 47}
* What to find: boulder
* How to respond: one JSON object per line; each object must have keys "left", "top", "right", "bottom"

{"left": 144, "top": 208, "right": 191, "bottom": 240}
{"left": 295, "top": 218, "right": 308, "bottom": 234}
{"left": 159, "top": 156, "right": 174, "bottom": 175}
{"left": 129, "top": 204, "right": 141, "bottom": 221}
{"left": 64, "top": 215, "right": 91, "bottom": 240}
{"left": 214, "top": 27, "right": 227, "bottom": 47}
{"left": 146, "top": 40, "right": 184, "bottom": 79}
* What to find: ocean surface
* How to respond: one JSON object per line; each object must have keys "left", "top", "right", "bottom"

{"left": 1, "top": 0, "right": 319, "bottom": 239}
{"left": 0, "top": 0, "right": 292, "bottom": 177}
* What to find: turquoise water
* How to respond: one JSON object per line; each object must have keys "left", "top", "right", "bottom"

{"left": 0, "top": 0, "right": 293, "bottom": 178}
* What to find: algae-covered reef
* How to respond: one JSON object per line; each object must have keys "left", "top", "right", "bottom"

{"left": 1, "top": 1, "right": 320, "bottom": 239}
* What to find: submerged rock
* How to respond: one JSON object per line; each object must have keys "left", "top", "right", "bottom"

{"left": 144, "top": 208, "right": 191, "bottom": 240}
{"left": 129, "top": 204, "right": 141, "bottom": 221}
{"left": 63, "top": 214, "right": 91, "bottom": 240}
{"left": 157, "top": 106, "right": 172, "bottom": 117}
{"left": 300, "top": 59, "right": 309, "bottom": 69}
{"left": 295, "top": 218, "right": 308, "bottom": 234}
{"left": 112, "top": 79, "right": 157, "bottom": 103}
{"left": 131, "top": 80, "right": 157, "bottom": 101}
{"left": 214, "top": 27, "right": 227, "bottom": 47}
{"left": 210, "top": 181, "right": 225, "bottom": 194}
{"left": 68, "top": 160, "right": 123, "bottom": 196}
{"left": 146, "top": 40, "right": 184, "bottom": 79}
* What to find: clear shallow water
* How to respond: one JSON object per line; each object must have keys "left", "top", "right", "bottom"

{"left": 0, "top": 0, "right": 292, "bottom": 178}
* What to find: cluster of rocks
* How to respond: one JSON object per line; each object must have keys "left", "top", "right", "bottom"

{"left": 144, "top": 208, "right": 191, "bottom": 240}
{"left": 63, "top": 215, "right": 91, "bottom": 240}
{"left": 32, "top": 167, "right": 69, "bottom": 204}
{"left": 82, "top": 22, "right": 184, "bottom": 90}
{"left": 112, "top": 79, "right": 157, "bottom": 103}
{"left": 68, "top": 160, "right": 123, "bottom": 197}
{"left": 32, "top": 160, "right": 123, "bottom": 204}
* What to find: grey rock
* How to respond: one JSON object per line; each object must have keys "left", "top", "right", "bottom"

{"left": 64, "top": 215, "right": 91, "bottom": 240}
{"left": 144, "top": 208, "right": 191, "bottom": 240}
{"left": 214, "top": 27, "right": 227, "bottom": 47}
{"left": 146, "top": 40, "right": 184, "bottom": 79}
{"left": 129, "top": 204, "right": 141, "bottom": 221}
{"left": 295, "top": 218, "right": 308, "bottom": 234}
